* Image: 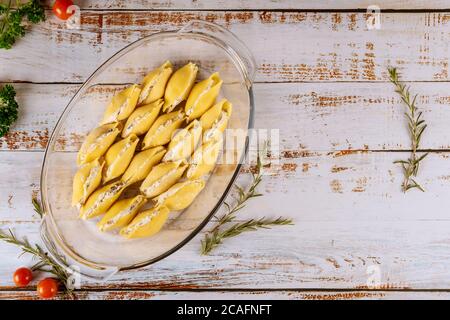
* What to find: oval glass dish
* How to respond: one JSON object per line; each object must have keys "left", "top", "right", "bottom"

{"left": 40, "top": 20, "right": 255, "bottom": 280}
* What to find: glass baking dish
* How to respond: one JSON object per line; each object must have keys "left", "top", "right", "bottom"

{"left": 39, "top": 20, "right": 255, "bottom": 280}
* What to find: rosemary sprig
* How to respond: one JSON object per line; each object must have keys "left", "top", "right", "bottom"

{"left": 32, "top": 195, "right": 44, "bottom": 218}
{"left": 201, "top": 142, "right": 293, "bottom": 255}
{"left": 0, "top": 228, "right": 75, "bottom": 298}
{"left": 388, "top": 67, "right": 428, "bottom": 192}
{"left": 202, "top": 217, "right": 293, "bottom": 255}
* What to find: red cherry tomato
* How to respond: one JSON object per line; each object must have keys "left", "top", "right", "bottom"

{"left": 53, "top": 0, "right": 75, "bottom": 21}
{"left": 13, "top": 267, "right": 33, "bottom": 287}
{"left": 37, "top": 278, "right": 59, "bottom": 299}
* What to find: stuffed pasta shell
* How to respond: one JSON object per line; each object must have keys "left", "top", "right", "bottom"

{"left": 72, "top": 158, "right": 105, "bottom": 208}
{"left": 155, "top": 179, "right": 205, "bottom": 211}
{"left": 200, "top": 99, "right": 232, "bottom": 131}
{"left": 122, "top": 146, "right": 166, "bottom": 185}
{"left": 74, "top": 61, "right": 234, "bottom": 239}
{"left": 138, "top": 61, "right": 173, "bottom": 105}
{"left": 163, "top": 120, "right": 202, "bottom": 162}
{"left": 120, "top": 206, "right": 170, "bottom": 239}
{"left": 202, "top": 100, "right": 233, "bottom": 144}
{"left": 142, "top": 110, "right": 185, "bottom": 149}
{"left": 80, "top": 181, "right": 126, "bottom": 220}
{"left": 101, "top": 84, "right": 141, "bottom": 125}
{"left": 186, "top": 139, "right": 222, "bottom": 180}
{"left": 122, "top": 99, "right": 163, "bottom": 138}
{"left": 163, "top": 62, "right": 198, "bottom": 113}
{"left": 103, "top": 134, "right": 139, "bottom": 183}
{"left": 185, "top": 72, "right": 223, "bottom": 121}
{"left": 98, "top": 195, "right": 147, "bottom": 232}
{"left": 140, "top": 160, "right": 188, "bottom": 199}
{"left": 77, "top": 122, "right": 122, "bottom": 166}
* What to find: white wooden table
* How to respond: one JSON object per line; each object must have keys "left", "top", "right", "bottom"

{"left": 1, "top": 0, "right": 450, "bottom": 300}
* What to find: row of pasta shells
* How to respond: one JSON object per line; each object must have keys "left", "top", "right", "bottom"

{"left": 72, "top": 61, "right": 233, "bottom": 239}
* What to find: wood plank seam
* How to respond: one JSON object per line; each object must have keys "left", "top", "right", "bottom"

{"left": 3, "top": 287, "right": 450, "bottom": 292}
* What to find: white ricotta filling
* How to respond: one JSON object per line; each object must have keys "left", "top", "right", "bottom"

{"left": 156, "top": 180, "right": 201, "bottom": 205}
{"left": 82, "top": 164, "right": 101, "bottom": 202}
{"left": 186, "top": 79, "right": 214, "bottom": 117}
{"left": 83, "top": 183, "right": 123, "bottom": 217}
{"left": 124, "top": 110, "right": 152, "bottom": 136}
{"left": 138, "top": 71, "right": 164, "bottom": 104}
{"left": 141, "top": 167, "right": 179, "bottom": 197}
{"left": 123, "top": 208, "right": 161, "bottom": 235}
{"left": 102, "top": 198, "right": 142, "bottom": 229}
{"left": 203, "top": 111, "right": 228, "bottom": 142}
{"left": 85, "top": 128, "right": 116, "bottom": 155}
{"left": 146, "top": 112, "right": 184, "bottom": 145}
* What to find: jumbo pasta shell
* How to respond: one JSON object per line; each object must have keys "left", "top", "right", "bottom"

{"left": 141, "top": 110, "right": 185, "bottom": 149}
{"left": 163, "top": 62, "right": 198, "bottom": 112}
{"left": 186, "top": 139, "right": 222, "bottom": 180}
{"left": 101, "top": 84, "right": 141, "bottom": 124}
{"left": 120, "top": 206, "right": 170, "bottom": 239}
{"left": 72, "top": 158, "right": 105, "bottom": 208}
{"left": 138, "top": 61, "right": 173, "bottom": 105}
{"left": 140, "top": 160, "right": 188, "bottom": 198}
{"left": 122, "top": 99, "right": 163, "bottom": 138}
{"left": 77, "top": 122, "right": 122, "bottom": 166}
{"left": 202, "top": 102, "right": 232, "bottom": 144}
{"left": 155, "top": 179, "right": 205, "bottom": 211}
{"left": 199, "top": 99, "right": 232, "bottom": 131}
{"left": 103, "top": 134, "right": 139, "bottom": 183}
{"left": 79, "top": 181, "right": 126, "bottom": 220}
{"left": 122, "top": 146, "right": 166, "bottom": 185}
{"left": 185, "top": 72, "right": 223, "bottom": 121}
{"left": 162, "top": 120, "right": 202, "bottom": 162}
{"left": 98, "top": 195, "right": 147, "bottom": 232}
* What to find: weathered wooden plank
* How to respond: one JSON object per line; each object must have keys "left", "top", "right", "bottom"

{"left": 41, "top": 0, "right": 450, "bottom": 10}
{"left": 2, "top": 12, "right": 450, "bottom": 83}
{"left": 2, "top": 219, "right": 450, "bottom": 289}
{"left": 2, "top": 82, "right": 450, "bottom": 151}
{"left": 1, "top": 152, "right": 450, "bottom": 289}
{"left": 2, "top": 290, "right": 450, "bottom": 300}
{"left": 6, "top": 150, "right": 450, "bottom": 222}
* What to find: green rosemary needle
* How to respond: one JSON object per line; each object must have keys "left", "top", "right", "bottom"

{"left": 32, "top": 195, "right": 44, "bottom": 218}
{"left": 388, "top": 67, "right": 428, "bottom": 192}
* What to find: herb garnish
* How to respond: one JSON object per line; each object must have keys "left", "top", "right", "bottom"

{"left": 201, "top": 143, "right": 293, "bottom": 255}
{"left": 388, "top": 67, "right": 428, "bottom": 192}
{"left": 0, "top": 84, "right": 19, "bottom": 137}
{"left": 0, "top": 198, "right": 75, "bottom": 299}
{"left": 0, "top": 228, "right": 75, "bottom": 298}
{"left": 0, "top": 0, "right": 45, "bottom": 50}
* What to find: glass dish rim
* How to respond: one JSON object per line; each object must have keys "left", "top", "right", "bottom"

{"left": 39, "top": 25, "right": 256, "bottom": 272}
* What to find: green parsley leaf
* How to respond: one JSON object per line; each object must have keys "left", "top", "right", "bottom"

{"left": 0, "top": 0, "right": 45, "bottom": 50}
{"left": 0, "top": 84, "right": 19, "bottom": 137}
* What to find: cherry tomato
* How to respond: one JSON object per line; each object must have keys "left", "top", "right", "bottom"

{"left": 52, "top": 0, "right": 75, "bottom": 21}
{"left": 13, "top": 267, "right": 33, "bottom": 287}
{"left": 37, "top": 278, "right": 59, "bottom": 299}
